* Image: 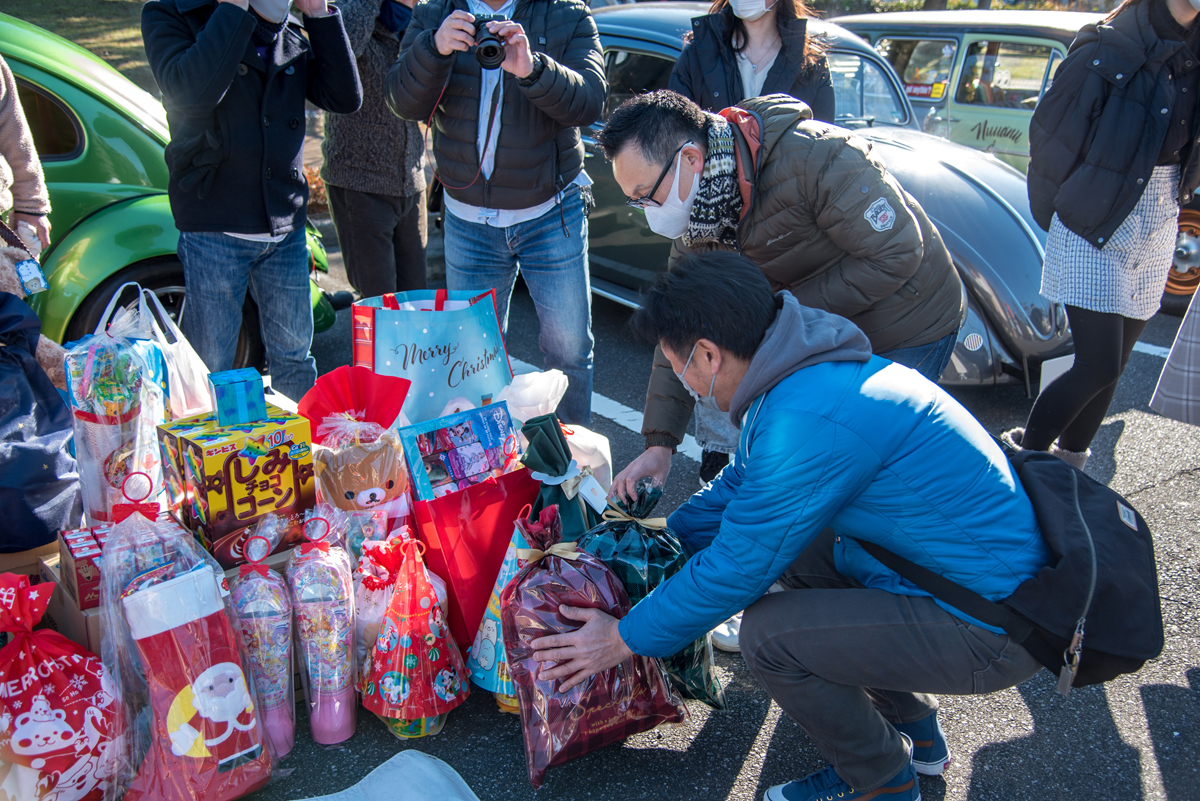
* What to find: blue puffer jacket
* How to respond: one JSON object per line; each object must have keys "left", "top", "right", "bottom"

{"left": 619, "top": 297, "right": 1050, "bottom": 658}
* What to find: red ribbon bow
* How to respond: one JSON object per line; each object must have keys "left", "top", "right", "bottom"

{"left": 300, "top": 540, "right": 330, "bottom": 555}
{"left": 239, "top": 563, "right": 269, "bottom": 578}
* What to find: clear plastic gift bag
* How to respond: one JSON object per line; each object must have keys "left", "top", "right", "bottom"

{"left": 99, "top": 484, "right": 274, "bottom": 801}
{"left": 287, "top": 510, "right": 356, "bottom": 745}
{"left": 230, "top": 531, "right": 295, "bottom": 760}
{"left": 64, "top": 292, "right": 167, "bottom": 524}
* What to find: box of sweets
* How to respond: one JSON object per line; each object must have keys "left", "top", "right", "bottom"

{"left": 156, "top": 404, "right": 316, "bottom": 568}
{"left": 399, "top": 401, "right": 522, "bottom": 501}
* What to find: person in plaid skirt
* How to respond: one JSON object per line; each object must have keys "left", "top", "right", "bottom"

{"left": 531, "top": 253, "right": 1051, "bottom": 801}
{"left": 1151, "top": 291, "right": 1200, "bottom": 423}
{"left": 1009, "top": 0, "right": 1200, "bottom": 468}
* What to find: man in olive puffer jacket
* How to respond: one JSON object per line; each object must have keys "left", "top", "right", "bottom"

{"left": 599, "top": 91, "right": 966, "bottom": 514}
{"left": 386, "top": 0, "right": 606, "bottom": 424}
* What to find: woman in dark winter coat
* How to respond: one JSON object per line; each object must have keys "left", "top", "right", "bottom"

{"left": 1007, "top": 0, "right": 1200, "bottom": 470}
{"left": 668, "top": 0, "right": 834, "bottom": 122}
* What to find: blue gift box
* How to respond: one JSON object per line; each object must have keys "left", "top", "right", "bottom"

{"left": 207, "top": 368, "right": 267, "bottom": 427}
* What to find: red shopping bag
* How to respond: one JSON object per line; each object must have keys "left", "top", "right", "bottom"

{"left": 412, "top": 467, "right": 540, "bottom": 648}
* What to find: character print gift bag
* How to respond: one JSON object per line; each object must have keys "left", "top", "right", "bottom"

{"left": 287, "top": 515, "right": 357, "bottom": 746}
{"left": 99, "top": 500, "right": 273, "bottom": 801}
{"left": 362, "top": 538, "right": 469, "bottom": 732}
{"left": 230, "top": 534, "right": 295, "bottom": 760}
{"left": 577, "top": 477, "right": 725, "bottom": 709}
{"left": 501, "top": 505, "right": 688, "bottom": 789}
{"left": 0, "top": 573, "right": 122, "bottom": 801}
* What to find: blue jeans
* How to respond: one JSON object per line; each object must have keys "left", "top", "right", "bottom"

{"left": 178, "top": 228, "right": 317, "bottom": 402}
{"left": 878, "top": 330, "right": 959, "bottom": 382}
{"left": 444, "top": 186, "right": 594, "bottom": 425}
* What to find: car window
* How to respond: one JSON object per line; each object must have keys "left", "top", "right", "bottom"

{"left": 1040, "top": 50, "right": 1064, "bottom": 101}
{"left": 603, "top": 50, "right": 674, "bottom": 119}
{"left": 875, "top": 38, "right": 956, "bottom": 102}
{"left": 955, "top": 40, "right": 1054, "bottom": 110}
{"left": 828, "top": 52, "right": 908, "bottom": 126}
{"left": 15, "top": 81, "right": 81, "bottom": 160}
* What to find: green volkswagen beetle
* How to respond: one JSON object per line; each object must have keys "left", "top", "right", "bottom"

{"left": 0, "top": 12, "right": 337, "bottom": 367}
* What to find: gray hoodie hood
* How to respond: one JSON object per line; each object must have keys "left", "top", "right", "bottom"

{"left": 729, "top": 293, "right": 872, "bottom": 427}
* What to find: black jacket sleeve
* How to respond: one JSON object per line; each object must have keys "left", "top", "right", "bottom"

{"left": 1027, "top": 31, "right": 1105, "bottom": 231}
{"left": 142, "top": 0, "right": 256, "bottom": 117}
{"left": 668, "top": 42, "right": 700, "bottom": 102}
{"left": 806, "top": 59, "right": 835, "bottom": 124}
{"left": 387, "top": 1, "right": 456, "bottom": 122}
{"left": 303, "top": 9, "right": 363, "bottom": 114}
{"left": 516, "top": 7, "right": 606, "bottom": 128}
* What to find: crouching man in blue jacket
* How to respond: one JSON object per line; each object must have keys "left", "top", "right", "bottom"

{"left": 531, "top": 252, "right": 1051, "bottom": 801}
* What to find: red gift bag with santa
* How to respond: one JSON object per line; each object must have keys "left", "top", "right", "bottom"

{"left": 0, "top": 574, "right": 123, "bottom": 801}
{"left": 98, "top": 498, "right": 274, "bottom": 801}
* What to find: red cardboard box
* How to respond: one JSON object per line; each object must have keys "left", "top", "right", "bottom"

{"left": 57, "top": 530, "right": 103, "bottom": 610}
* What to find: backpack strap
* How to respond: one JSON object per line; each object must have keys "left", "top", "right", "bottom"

{"left": 852, "top": 538, "right": 1033, "bottom": 643}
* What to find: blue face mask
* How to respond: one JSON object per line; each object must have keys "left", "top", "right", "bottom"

{"left": 378, "top": 0, "right": 413, "bottom": 34}
{"left": 674, "top": 342, "right": 721, "bottom": 409}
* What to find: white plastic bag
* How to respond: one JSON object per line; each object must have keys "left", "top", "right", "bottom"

{"left": 495, "top": 369, "right": 569, "bottom": 428}
{"left": 562, "top": 424, "right": 612, "bottom": 491}
{"left": 142, "top": 288, "right": 213, "bottom": 419}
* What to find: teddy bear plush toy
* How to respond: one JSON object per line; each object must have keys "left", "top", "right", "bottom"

{"left": 312, "top": 424, "right": 413, "bottom": 532}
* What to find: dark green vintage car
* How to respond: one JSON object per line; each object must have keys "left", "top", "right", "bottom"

{"left": 0, "top": 12, "right": 336, "bottom": 365}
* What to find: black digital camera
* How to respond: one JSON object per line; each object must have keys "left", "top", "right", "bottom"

{"left": 472, "top": 14, "right": 507, "bottom": 70}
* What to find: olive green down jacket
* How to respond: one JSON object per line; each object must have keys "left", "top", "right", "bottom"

{"left": 643, "top": 95, "right": 966, "bottom": 450}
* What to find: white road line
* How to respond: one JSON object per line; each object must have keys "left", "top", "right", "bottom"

{"left": 509, "top": 356, "right": 703, "bottom": 462}
{"left": 1133, "top": 341, "right": 1172, "bottom": 359}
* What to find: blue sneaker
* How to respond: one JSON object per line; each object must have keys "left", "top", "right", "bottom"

{"left": 893, "top": 711, "right": 951, "bottom": 776}
{"left": 763, "top": 737, "right": 920, "bottom": 801}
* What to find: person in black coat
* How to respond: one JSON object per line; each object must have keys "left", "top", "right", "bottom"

{"left": 668, "top": 0, "right": 834, "bottom": 124}
{"left": 142, "top": 0, "right": 361, "bottom": 401}
{"left": 666, "top": 0, "right": 833, "bottom": 496}
{"left": 1006, "top": 0, "right": 1200, "bottom": 470}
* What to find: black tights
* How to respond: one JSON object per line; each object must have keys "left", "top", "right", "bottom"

{"left": 1022, "top": 305, "right": 1147, "bottom": 453}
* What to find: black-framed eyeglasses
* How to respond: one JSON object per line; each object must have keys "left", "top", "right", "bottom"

{"left": 625, "top": 141, "right": 694, "bottom": 209}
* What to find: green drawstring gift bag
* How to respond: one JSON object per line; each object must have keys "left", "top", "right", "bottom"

{"left": 519, "top": 414, "right": 604, "bottom": 542}
{"left": 577, "top": 476, "right": 726, "bottom": 709}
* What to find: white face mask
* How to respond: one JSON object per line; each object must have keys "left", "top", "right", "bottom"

{"left": 674, "top": 341, "right": 721, "bottom": 410}
{"left": 250, "top": 0, "right": 292, "bottom": 24}
{"left": 1191, "top": 0, "right": 1200, "bottom": 11}
{"left": 729, "top": 0, "right": 777, "bottom": 22}
{"left": 643, "top": 147, "right": 700, "bottom": 240}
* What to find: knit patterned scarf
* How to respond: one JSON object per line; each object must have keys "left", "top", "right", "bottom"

{"left": 683, "top": 116, "right": 742, "bottom": 248}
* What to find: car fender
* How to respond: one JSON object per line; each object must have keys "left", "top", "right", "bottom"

{"left": 30, "top": 193, "right": 179, "bottom": 343}
{"left": 30, "top": 194, "right": 336, "bottom": 341}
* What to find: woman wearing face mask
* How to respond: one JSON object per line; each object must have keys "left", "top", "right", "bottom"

{"left": 669, "top": 0, "right": 834, "bottom": 122}
{"left": 1007, "top": 0, "right": 1200, "bottom": 470}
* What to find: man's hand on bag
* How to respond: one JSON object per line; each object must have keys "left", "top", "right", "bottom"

{"left": 487, "top": 19, "right": 534, "bottom": 78}
{"left": 611, "top": 446, "right": 672, "bottom": 505}
{"left": 531, "top": 606, "right": 632, "bottom": 692}
{"left": 435, "top": 10, "right": 476, "bottom": 56}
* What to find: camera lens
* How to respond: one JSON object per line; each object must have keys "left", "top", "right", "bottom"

{"left": 476, "top": 34, "right": 505, "bottom": 70}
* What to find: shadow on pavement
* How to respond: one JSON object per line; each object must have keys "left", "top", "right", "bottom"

{"left": 966, "top": 675, "right": 1144, "bottom": 799}
{"left": 1140, "top": 668, "right": 1200, "bottom": 800}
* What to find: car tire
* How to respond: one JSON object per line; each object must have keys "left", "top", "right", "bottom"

{"left": 1163, "top": 208, "right": 1200, "bottom": 317}
{"left": 64, "top": 257, "right": 266, "bottom": 371}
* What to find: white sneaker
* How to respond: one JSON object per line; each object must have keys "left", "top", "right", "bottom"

{"left": 711, "top": 612, "right": 742, "bottom": 652}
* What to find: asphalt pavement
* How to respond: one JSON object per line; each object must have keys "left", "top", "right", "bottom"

{"left": 254, "top": 227, "right": 1200, "bottom": 801}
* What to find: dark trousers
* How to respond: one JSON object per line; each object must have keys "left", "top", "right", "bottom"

{"left": 327, "top": 184, "right": 427, "bottom": 298}
{"left": 740, "top": 530, "right": 1041, "bottom": 792}
{"left": 1022, "top": 305, "right": 1148, "bottom": 452}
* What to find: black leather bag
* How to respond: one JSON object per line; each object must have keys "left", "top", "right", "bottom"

{"left": 856, "top": 446, "right": 1163, "bottom": 696}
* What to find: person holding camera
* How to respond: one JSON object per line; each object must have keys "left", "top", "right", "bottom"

{"left": 386, "top": 0, "right": 606, "bottom": 425}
